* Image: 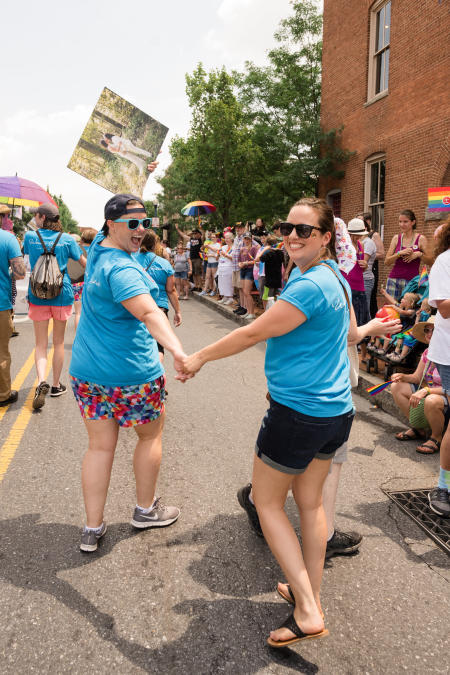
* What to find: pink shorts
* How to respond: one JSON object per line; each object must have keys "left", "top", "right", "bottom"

{"left": 28, "top": 303, "right": 73, "bottom": 321}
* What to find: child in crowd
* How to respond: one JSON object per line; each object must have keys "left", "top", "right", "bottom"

{"left": 368, "top": 292, "right": 420, "bottom": 357}
{"left": 386, "top": 298, "right": 433, "bottom": 362}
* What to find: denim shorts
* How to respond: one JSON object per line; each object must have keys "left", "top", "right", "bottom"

{"left": 207, "top": 262, "right": 218, "bottom": 269}
{"left": 255, "top": 398, "right": 355, "bottom": 474}
{"left": 240, "top": 267, "right": 254, "bottom": 281}
{"left": 435, "top": 363, "right": 450, "bottom": 395}
{"left": 174, "top": 271, "right": 187, "bottom": 279}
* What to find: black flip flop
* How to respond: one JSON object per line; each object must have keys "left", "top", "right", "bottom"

{"left": 267, "top": 613, "right": 329, "bottom": 648}
{"left": 277, "top": 583, "right": 295, "bottom": 605}
{"left": 395, "top": 428, "right": 423, "bottom": 441}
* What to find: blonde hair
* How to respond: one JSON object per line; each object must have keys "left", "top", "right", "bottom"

{"left": 402, "top": 292, "right": 420, "bottom": 308}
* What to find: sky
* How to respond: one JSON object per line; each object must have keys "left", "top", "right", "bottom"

{"left": 0, "top": 0, "right": 300, "bottom": 228}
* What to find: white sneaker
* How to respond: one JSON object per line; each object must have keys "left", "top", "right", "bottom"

{"left": 199, "top": 291, "right": 207, "bottom": 296}
{"left": 245, "top": 314, "right": 256, "bottom": 320}
{"left": 217, "top": 298, "right": 226, "bottom": 304}
{"left": 224, "top": 299, "right": 234, "bottom": 305}
{"left": 209, "top": 291, "right": 215, "bottom": 297}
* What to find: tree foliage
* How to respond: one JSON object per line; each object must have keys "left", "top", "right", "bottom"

{"left": 52, "top": 194, "right": 79, "bottom": 233}
{"left": 158, "top": 0, "right": 352, "bottom": 225}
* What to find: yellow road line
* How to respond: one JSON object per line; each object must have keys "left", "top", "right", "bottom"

{"left": 0, "top": 330, "right": 53, "bottom": 424}
{"left": 0, "top": 348, "right": 54, "bottom": 482}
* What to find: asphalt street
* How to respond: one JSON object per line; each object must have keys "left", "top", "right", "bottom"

{"left": 0, "top": 299, "right": 449, "bottom": 674}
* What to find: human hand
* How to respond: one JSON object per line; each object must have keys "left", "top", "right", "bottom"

{"left": 367, "top": 317, "right": 403, "bottom": 337}
{"left": 173, "top": 312, "right": 182, "bottom": 327}
{"left": 409, "top": 388, "right": 427, "bottom": 408}
{"left": 238, "top": 262, "right": 244, "bottom": 269}
{"left": 172, "top": 350, "right": 193, "bottom": 382}
{"left": 358, "top": 259, "right": 368, "bottom": 269}
{"left": 391, "top": 373, "right": 404, "bottom": 383}
{"left": 147, "top": 161, "right": 159, "bottom": 173}
{"left": 182, "top": 352, "right": 204, "bottom": 376}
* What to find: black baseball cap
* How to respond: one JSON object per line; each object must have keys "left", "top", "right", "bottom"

{"left": 104, "top": 193, "right": 146, "bottom": 224}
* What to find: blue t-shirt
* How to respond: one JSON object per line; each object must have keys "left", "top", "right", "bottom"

{"left": 134, "top": 251, "right": 174, "bottom": 310}
{"left": 265, "top": 260, "right": 353, "bottom": 417}
{"left": 23, "top": 230, "right": 82, "bottom": 306}
{"left": 70, "top": 232, "right": 163, "bottom": 387}
{"left": 0, "top": 231, "right": 22, "bottom": 311}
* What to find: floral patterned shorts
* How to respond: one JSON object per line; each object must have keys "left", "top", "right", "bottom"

{"left": 72, "top": 282, "right": 84, "bottom": 302}
{"left": 70, "top": 375, "right": 166, "bottom": 427}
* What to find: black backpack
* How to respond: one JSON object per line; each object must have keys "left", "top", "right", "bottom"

{"left": 29, "top": 231, "right": 64, "bottom": 300}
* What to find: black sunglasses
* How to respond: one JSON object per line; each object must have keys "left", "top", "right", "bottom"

{"left": 279, "top": 222, "right": 322, "bottom": 238}
{"left": 114, "top": 217, "right": 152, "bottom": 230}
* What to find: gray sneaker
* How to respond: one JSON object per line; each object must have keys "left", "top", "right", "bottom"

{"left": 80, "top": 522, "right": 107, "bottom": 552}
{"left": 32, "top": 381, "right": 50, "bottom": 410}
{"left": 131, "top": 497, "right": 180, "bottom": 529}
{"left": 428, "top": 488, "right": 450, "bottom": 518}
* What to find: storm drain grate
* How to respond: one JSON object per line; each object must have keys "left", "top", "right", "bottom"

{"left": 382, "top": 488, "right": 450, "bottom": 556}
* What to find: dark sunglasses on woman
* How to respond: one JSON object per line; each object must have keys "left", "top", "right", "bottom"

{"left": 279, "top": 222, "right": 322, "bottom": 238}
{"left": 114, "top": 218, "right": 152, "bottom": 230}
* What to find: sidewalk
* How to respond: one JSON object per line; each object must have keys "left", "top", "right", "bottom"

{"left": 192, "top": 291, "right": 406, "bottom": 424}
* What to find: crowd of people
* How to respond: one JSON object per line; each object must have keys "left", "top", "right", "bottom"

{"left": 0, "top": 182, "right": 449, "bottom": 646}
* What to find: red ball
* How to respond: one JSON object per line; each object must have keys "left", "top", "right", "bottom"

{"left": 376, "top": 306, "right": 400, "bottom": 322}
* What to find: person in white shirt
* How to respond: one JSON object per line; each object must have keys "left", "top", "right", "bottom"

{"left": 427, "top": 219, "right": 450, "bottom": 517}
{"left": 217, "top": 232, "right": 234, "bottom": 304}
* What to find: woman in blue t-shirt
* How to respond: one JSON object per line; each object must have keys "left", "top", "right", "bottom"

{"left": 23, "top": 203, "right": 86, "bottom": 410}
{"left": 182, "top": 198, "right": 359, "bottom": 648}
{"left": 135, "top": 230, "right": 181, "bottom": 362}
{"left": 70, "top": 193, "right": 188, "bottom": 553}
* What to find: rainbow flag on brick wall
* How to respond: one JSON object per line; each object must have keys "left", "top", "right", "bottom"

{"left": 428, "top": 187, "right": 450, "bottom": 211}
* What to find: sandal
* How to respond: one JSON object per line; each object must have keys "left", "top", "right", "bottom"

{"left": 267, "top": 613, "right": 329, "bottom": 648}
{"left": 375, "top": 348, "right": 386, "bottom": 356}
{"left": 387, "top": 353, "right": 403, "bottom": 362}
{"left": 277, "top": 583, "right": 295, "bottom": 605}
{"left": 395, "top": 428, "right": 424, "bottom": 441}
{"left": 416, "top": 438, "right": 441, "bottom": 454}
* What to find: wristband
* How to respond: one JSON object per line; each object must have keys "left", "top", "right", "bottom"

{"left": 424, "top": 387, "right": 431, "bottom": 395}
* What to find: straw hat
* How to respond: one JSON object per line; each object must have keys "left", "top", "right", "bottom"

{"left": 411, "top": 315, "right": 436, "bottom": 343}
{"left": 0, "top": 204, "right": 11, "bottom": 215}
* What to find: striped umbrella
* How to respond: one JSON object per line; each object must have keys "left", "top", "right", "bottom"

{"left": 181, "top": 200, "right": 216, "bottom": 217}
{"left": 0, "top": 176, "right": 57, "bottom": 208}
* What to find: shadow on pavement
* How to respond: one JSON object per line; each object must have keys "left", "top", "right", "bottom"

{"left": 0, "top": 514, "right": 320, "bottom": 673}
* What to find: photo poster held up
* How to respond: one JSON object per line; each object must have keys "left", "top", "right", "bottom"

{"left": 67, "top": 87, "right": 168, "bottom": 196}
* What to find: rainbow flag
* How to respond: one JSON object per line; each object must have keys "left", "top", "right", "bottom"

{"left": 418, "top": 266, "right": 428, "bottom": 287}
{"left": 366, "top": 380, "right": 392, "bottom": 396}
{"left": 428, "top": 187, "right": 450, "bottom": 211}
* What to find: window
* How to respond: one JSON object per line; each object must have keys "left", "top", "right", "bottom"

{"left": 365, "top": 155, "right": 386, "bottom": 239}
{"left": 367, "top": 1, "right": 391, "bottom": 101}
{"left": 326, "top": 190, "right": 342, "bottom": 218}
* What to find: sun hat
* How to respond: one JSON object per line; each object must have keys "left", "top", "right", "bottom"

{"left": 243, "top": 233, "right": 252, "bottom": 239}
{"left": 347, "top": 218, "right": 368, "bottom": 235}
{"left": 411, "top": 315, "right": 436, "bottom": 343}
{"left": 0, "top": 204, "right": 11, "bottom": 216}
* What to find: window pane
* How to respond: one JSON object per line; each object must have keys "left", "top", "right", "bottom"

{"left": 379, "top": 160, "right": 386, "bottom": 202}
{"left": 383, "top": 48, "right": 390, "bottom": 91}
{"left": 376, "top": 51, "right": 386, "bottom": 94}
{"left": 376, "top": 6, "right": 384, "bottom": 51}
{"left": 384, "top": 2, "right": 391, "bottom": 45}
{"left": 370, "top": 163, "right": 379, "bottom": 204}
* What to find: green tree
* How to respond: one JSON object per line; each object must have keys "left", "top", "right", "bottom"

{"left": 158, "top": 65, "right": 262, "bottom": 225}
{"left": 51, "top": 194, "right": 80, "bottom": 234}
{"left": 236, "top": 0, "right": 352, "bottom": 217}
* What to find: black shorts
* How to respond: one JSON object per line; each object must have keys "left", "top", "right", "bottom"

{"left": 157, "top": 307, "right": 169, "bottom": 354}
{"left": 255, "top": 398, "right": 354, "bottom": 475}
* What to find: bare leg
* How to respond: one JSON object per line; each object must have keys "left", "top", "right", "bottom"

{"left": 252, "top": 456, "right": 325, "bottom": 642}
{"left": 391, "top": 381, "right": 413, "bottom": 418}
{"left": 322, "top": 462, "right": 342, "bottom": 540}
{"left": 243, "top": 279, "right": 254, "bottom": 314}
{"left": 183, "top": 279, "right": 190, "bottom": 298}
{"left": 51, "top": 319, "right": 67, "bottom": 388}
{"left": 74, "top": 301, "right": 81, "bottom": 331}
{"left": 423, "top": 395, "right": 445, "bottom": 441}
{"left": 133, "top": 412, "right": 165, "bottom": 509}
{"left": 33, "top": 319, "right": 50, "bottom": 383}
{"left": 82, "top": 418, "right": 119, "bottom": 528}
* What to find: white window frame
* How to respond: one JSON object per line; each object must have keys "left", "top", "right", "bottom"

{"left": 364, "top": 153, "right": 386, "bottom": 239}
{"left": 367, "top": 0, "right": 391, "bottom": 103}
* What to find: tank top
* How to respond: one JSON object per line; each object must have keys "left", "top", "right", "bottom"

{"left": 342, "top": 240, "right": 365, "bottom": 291}
{"left": 389, "top": 233, "right": 421, "bottom": 281}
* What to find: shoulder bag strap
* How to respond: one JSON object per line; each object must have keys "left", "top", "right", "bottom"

{"left": 49, "top": 232, "right": 63, "bottom": 255}
{"left": 319, "top": 262, "right": 351, "bottom": 312}
{"left": 35, "top": 229, "right": 49, "bottom": 255}
{"left": 145, "top": 254, "right": 157, "bottom": 272}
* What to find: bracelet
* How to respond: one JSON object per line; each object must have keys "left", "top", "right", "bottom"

{"left": 424, "top": 387, "right": 431, "bottom": 395}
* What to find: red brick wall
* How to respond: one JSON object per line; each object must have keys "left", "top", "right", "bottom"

{"left": 319, "top": 0, "right": 450, "bottom": 284}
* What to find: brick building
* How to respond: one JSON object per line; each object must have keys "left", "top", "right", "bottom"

{"left": 319, "top": 0, "right": 450, "bottom": 264}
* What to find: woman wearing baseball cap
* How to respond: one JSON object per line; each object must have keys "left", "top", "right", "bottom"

{"left": 70, "top": 191, "right": 187, "bottom": 552}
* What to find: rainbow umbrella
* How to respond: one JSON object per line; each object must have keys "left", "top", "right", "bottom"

{"left": 181, "top": 200, "right": 216, "bottom": 218}
{"left": 0, "top": 176, "right": 57, "bottom": 208}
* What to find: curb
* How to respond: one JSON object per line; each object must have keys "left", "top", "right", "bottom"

{"left": 192, "top": 292, "right": 408, "bottom": 424}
